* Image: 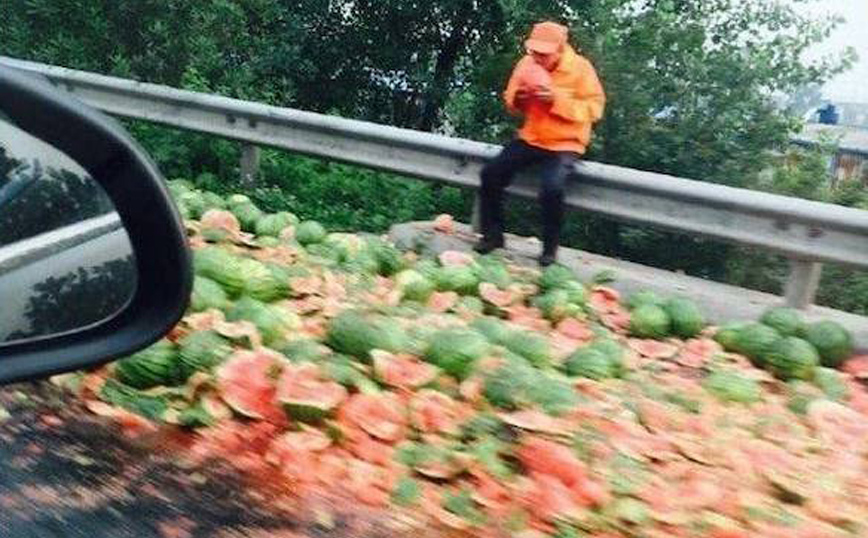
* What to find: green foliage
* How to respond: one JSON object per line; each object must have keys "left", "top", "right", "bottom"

{"left": 5, "top": 0, "right": 864, "bottom": 318}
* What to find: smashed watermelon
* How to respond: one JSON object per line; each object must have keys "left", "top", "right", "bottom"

{"left": 277, "top": 363, "right": 348, "bottom": 422}
{"left": 216, "top": 349, "right": 283, "bottom": 420}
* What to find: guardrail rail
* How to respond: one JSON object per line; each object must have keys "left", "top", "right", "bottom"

{"left": 3, "top": 56, "right": 867, "bottom": 311}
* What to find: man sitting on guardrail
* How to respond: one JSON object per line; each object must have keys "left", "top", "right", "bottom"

{"left": 475, "top": 21, "right": 605, "bottom": 266}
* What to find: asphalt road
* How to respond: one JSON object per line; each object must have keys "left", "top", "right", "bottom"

{"left": 0, "top": 383, "right": 418, "bottom": 538}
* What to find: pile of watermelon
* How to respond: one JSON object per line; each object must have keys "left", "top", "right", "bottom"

{"left": 57, "top": 179, "right": 868, "bottom": 537}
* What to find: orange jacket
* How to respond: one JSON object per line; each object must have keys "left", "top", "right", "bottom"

{"left": 504, "top": 45, "right": 605, "bottom": 154}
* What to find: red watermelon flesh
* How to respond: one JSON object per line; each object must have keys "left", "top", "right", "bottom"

{"left": 409, "top": 389, "right": 461, "bottom": 435}
{"left": 555, "top": 318, "right": 594, "bottom": 341}
{"left": 806, "top": 400, "right": 868, "bottom": 446}
{"left": 339, "top": 393, "right": 407, "bottom": 443}
{"left": 200, "top": 209, "right": 241, "bottom": 235}
{"left": 479, "top": 283, "right": 517, "bottom": 308}
{"left": 216, "top": 348, "right": 283, "bottom": 421}
{"left": 373, "top": 352, "right": 438, "bottom": 390}
{"left": 600, "top": 310, "right": 631, "bottom": 332}
{"left": 677, "top": 338, "right": 722, "bottom": 368}
{"left": 843, "top": 355, "right": 868, "bottom": 378}
{"left": 276, "top": 363, "right": 348, "bottom": 421}
{"left": 438, "top": 250, "right": 474, "bottom": 267}
{"left": 517, "top": 61, "right": 552, "bottom": 91}
{"left": 589, "top": 286, "right": 622, "bottom": 314}
{"left": 517, "top": 437, "right": 587, "bottom": 489}
{"left": 520, "top": 472, "right": 583, "bottom": 522}
{"left": 427, "top": 291, "right": 459, "bottom": 313}
{"left": 628, "top": 338, "right": 680, "bottom": 359}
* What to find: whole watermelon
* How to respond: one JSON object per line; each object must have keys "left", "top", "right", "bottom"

{"left": 227, "top": 296, "right": 300, "bottom": 346}
{"left": 257, "top": 236, "right": 282, "bottom": 248}
{"left": 765, "top": 337, "right": 820, "bottom": 381}
{"left": 278, "top": 339, "right": 332, "bottom": 363}
{"left": 803, "top": 320, "right": 853, "bottom": 368}
{"left": 115, "top": 339, "right": 180, "bottom": 389}
{"left": 502, "top": 330, "right": 552, "bottom": 369}
{"left": 226, "top": 194, "right": 252, "bottom": 208}
{"left": 532, "top": 289, "right": 572, "bottom": 322}
{"left": 813, "top": 367, "right": 849, "bottom": 401}
{"left": 470, "top": 317, "right": 511, "bottom": 345}
{"left": 326, "top": 311, "right": 410, "bottom": 360}
{"left": 703, "top": 370, "right": 761, "bottom": 404}
{"left": 296, "top": 221, "right": 328, "bottom": 245}
{"left": 663, "top": 297, "right": 705, "bottom": 338}
{"left": 733, "top": 323, "right": 781, "bottom": 365}
{"left": 193, "top": 246, "right": 245, "bottom": 297}
{"left": 177, "top": 191, "right": 208, "bottom": 220}
{"left": 473, "top": 257, "right": 512, "bottom": 289}
{"left": 538, "top": 264, "right": 575, "bottom": 291}
{"left": 395, "top": 270, "right": 435, "bottom": 302}
{"left": 483, "top": 358, "right": 535, "bottom": 409}
{"left": 231, "top": 202, "right": 265, "bottom": 233}
{"left": 564, "top": 347, "right": 614, "bottom": 380}
{"left": 590, "top": 339, "right": 626, "bottom": 377}
{"left": 629, "top": 304, "right": 671, "bottom": 340}
{"left": 255, "top": 212, "right": 297, "bottom": 237}
{"left": 526, "top": 373, "right": 578, "bottom": 415}
{"left": 201, "top": 191, "right": 226, "bottom": 212}
{"left": 626, "top": 290, "right": 664, "bottom": 310}
{"left": 561, "top": 281, "right": 587, "bottom": 305}
{"left": 424, "top": 329, "right": 489, "bottom": 379}
{"left": 434, "top": 266, "right": 479, "bottom": 296}
{"left": 455, "top": 296, "right": 485, "bottom": 315}
{"left": 239, "top": 258, "right": 290, "bottom": 302}
{"left": 367, "top": 238, "right": 405, "bottom": 276}
{"left": 177, "top": 330, "right": 234, "bottom": 380}
{"left": 760, "top": 307, "right": 806, "bottom": 337}
{"left": 190, "top": 276, "right": 230, "bottom": 312}
{"left": 167, "top": 179, "right": 193, "bottom": 199}
{"left": 713, "top": 322, "right": 747, "bottom": 352}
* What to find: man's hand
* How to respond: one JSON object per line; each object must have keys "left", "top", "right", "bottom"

{"left": 533, "top": 86, "right": 554, "bottom": 104}
{"left": 515, "top": 87, "right": 532, "bottom": 106}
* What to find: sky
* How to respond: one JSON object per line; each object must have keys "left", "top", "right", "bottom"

{"left": 796, "top": 0, "right": 868, "bottom": 103}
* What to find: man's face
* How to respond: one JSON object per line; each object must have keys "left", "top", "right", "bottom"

{"left": 530, "top": 48, "right": 562, "bottom": 71}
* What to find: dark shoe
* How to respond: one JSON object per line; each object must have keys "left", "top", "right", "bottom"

{"left": 538, "top": 253, "right": 557, "bottom": 267}
{"left": 474, "top": 236, "right": 504, "bottom": 254}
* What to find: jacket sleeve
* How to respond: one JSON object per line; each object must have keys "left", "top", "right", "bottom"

{"left": 550, "top": 58, "right": 605, "bottom": 123}
{"left": 503, "top": 57, "right": 531, "bottom": 116}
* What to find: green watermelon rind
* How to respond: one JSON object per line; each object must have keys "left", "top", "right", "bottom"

{"left": 765, "top": 336, "right": 820, "bottom": 381}
{"left": 803, "top": 320, "right": 854, "bottom": 368}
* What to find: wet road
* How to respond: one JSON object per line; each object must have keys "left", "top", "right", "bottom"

{"left": 0, "top": 383, "right": 419, "bottom": 538}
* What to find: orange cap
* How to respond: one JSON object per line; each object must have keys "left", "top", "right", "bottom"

{"left": 524, "top": 21, "right": 568, "bottom": 54}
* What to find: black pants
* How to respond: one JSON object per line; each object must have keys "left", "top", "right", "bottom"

{"left": 479, "top": 139, "right": 578, "bottom": 256}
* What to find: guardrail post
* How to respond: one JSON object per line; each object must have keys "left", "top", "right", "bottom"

{"left": 240, "top": 144, "right": 260, "bottom": 187}
{"left": 783, "top": 259, "right": 823, "bottom": 309}
{"left": 470, "top": 192, "right": 482, "bottom": 234}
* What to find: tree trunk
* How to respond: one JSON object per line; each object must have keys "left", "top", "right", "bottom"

{"left": 416, "top": 1, "right": 474, "bottom": 132}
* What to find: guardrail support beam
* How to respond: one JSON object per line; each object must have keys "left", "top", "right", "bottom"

{"left": 240, "top": 144, "right": 260, "bottom": 187}
{"left": 471, "top": 193, "right": 482, "bottom": 234}
{"left": 784, "top": 259, "right": 823, "bottom": 309}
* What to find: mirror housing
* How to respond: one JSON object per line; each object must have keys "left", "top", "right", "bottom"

{"left": 0, "top": 65, "right": 192, "bottom": 384}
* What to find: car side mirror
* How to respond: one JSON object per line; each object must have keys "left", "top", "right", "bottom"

{"left": 0, "top": 65, "right": 192, "bottom": 384}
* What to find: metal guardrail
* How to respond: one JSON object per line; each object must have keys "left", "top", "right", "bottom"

{"left": 0, "top": 213, "right": 123, "bottom": 275}
{"left": 3, "top": 56, "right": 867, "bottom": 309}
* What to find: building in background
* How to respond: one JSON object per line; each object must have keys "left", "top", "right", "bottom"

{"left": 793, "top": 103, "right": 868, "bottom": 186}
